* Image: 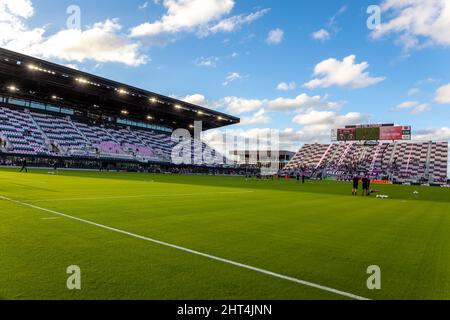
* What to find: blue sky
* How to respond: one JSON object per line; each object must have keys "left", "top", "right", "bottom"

{"left": 1, "top": 0, "right": 450, "bottom": 150}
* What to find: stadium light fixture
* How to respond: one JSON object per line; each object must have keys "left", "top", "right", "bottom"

{"left": 7, "top": 85, "right": 18, "bottom": 92}
{"left": 149, "top": 97, "right": 157, "bottom": 103}
{"left": 189, "top": 124, "right": 195, "bottom": 129}
{"left": 27, "top": 64, "right": 56, "bottom": 75}
{"left": 217, "top": 116, "right": 223, "bottom": 121}
{"left": 117, "top": 88, "right": 129, "bottom": 95}
{"left": 75, "top": 77, "right": 101, "bottom": 87}
{"left": 175, "top": 104, "right": 182, "bottom": 110}
{"left": 121, "top": 110, "right": 129, "bottom": 115}
{"left": 75, "top": 77, "right": 88, "bottom": 84}
{"left": 197, "top": 111, "right": 204, "bottom": 115}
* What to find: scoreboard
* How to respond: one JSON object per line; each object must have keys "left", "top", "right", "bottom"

{"left": 331, "top": 124, "right": 411, "bottom": 141}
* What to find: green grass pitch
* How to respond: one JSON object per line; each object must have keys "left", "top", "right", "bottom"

{"left": 1, "top": 168, "right": 449, "bottom": 300}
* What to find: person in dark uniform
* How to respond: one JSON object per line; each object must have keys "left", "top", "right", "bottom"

{"left": 362, "top": 176, "right": 370, "bottom": 196}
{"left": 352, "top": 175, "right": 360, "bottom": 195}
{"left": 302, "top": 174, "right": 306, "bottom": 184}
{"left": 19, "top": 158, "right": 28, "bottom": 173}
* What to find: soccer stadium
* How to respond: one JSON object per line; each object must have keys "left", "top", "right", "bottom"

{"left": 1, "top": 1, "right": 450, "bottom": 309}
{"left": 1, "top": 47, "right": 450, "bottom": 302}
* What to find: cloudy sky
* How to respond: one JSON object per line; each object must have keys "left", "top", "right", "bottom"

{"left": 1, "top": 0, "right": 450, "bottom": 152}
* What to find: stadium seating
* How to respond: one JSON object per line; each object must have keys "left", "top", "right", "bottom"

{"left": 0, "top": 107, "right": 50, "bottom": 155}
{"left": 0, "top": 104, "right": 224, "bottom": 165}
{"left": 284, "top": 141, "right": 449, "bottom": 183}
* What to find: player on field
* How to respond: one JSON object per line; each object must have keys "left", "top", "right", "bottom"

{"left": 352, "top": 175, "right": 360, "bottom": 195}
{"left": 19, "top": 157, "right": 28, "bottom": 173}
{"left": 362, "top": 176, "right": 371, "bottom": 196}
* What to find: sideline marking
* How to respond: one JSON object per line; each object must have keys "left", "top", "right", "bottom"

{"left": 41, "top": 217, "right": 61, "bottom": 220}
{"left": 29, "top": 191, "right": 255, "bottom": 202}
{"left": 0, "top": 195, "right": 370, "bottom": 301}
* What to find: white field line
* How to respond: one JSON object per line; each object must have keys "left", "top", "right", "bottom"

{"left": 40, "top": 217, "right": 61, "bottom": 220}
{"left": 0, "top": 195, "right": 370, "bottom": 301}
{"left": 29, "top": 191, "right": 255, "bottom": 203}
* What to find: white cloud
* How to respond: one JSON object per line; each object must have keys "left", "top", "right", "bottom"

{"left": 393, "top": 101, "right": 432, "bottom": 114}
{"left": 267, "top": 93, "right": 342, "bottom": 112}
{"left": 410, "top": 103, "right": 432, "bottom": 114}
{"left": 64, "top": 63, "right": 79, "bottom": 70}
{"left": 240, "top": 109, "right": 271, "bottom": 125}
{"left": 312, "top": 29, "right": 330, "bottom": 41}
{"left": 194, "top": 56, "right": 219, "bottom": 67}
{"left": 408, "top": 88, "right": 421, "bottom": 96}
{"left": 304, "top": 55, "right": 386, "bottom": 89}
{"left": 435, "top": 83, "right": 450, "bottom": 104}
{"left": 327, "top": 5, "right": 347, "bottom": 32}
{"left": 0, "top": 0, "right": 34, "bottom": 19}
{"left": 292, "top": 110, "right": 368, "bottom": 142}
{"left": 394, "top": 101, "right": 418, "bottom": 110}
{"left": 266, "top": 28, "right": 284, "bottom": 45}
{"left": 371, "top": 0, "right": 450, "bottom": 50}
{"left": 36, "top": 19, "right": 148, "bottom": 66}
{"left": 310, "top": 5, "right": 347, "bottom": 43}
{"left": 203, "top": 127, "right": 306, "bottom": 153}
{"left": 276, "top": 82, "right": 297, "bottom": 91}
{"left": 411, "top": 103, "right": 432, "bottom": 115}
{"left": 138, "top": 1, "right": 149, "bottom": 10}
{"left": 218, "top": 93, "right": 342, "bottom": 114}
{"left": 130, "top": 0, "right": 234, "bottom": 37}
{"left": 130, "top": 0, "right": 268, "bottom": 39}
{"left": 0, "top": 1, "right": 147, "bottom": 66}
{"left": 0, "top": 0, "right": 45, "bottom": 52}
{"left": 414, "top": 127, "right": 450, "bottom": 141}
{"left": 207, "top": 8, "right": 270, "bottom": 36}
{"left": 222, "top": 72, "right": 243, "bottom": 86}
{"left": 293, "top": 110, "right": 366, "bottom": 127}
{"left": 180, "top": 93, "right": 207, "bottom": 105}
{"left": 219, "top": 96, "right": 265, "bottom": 114}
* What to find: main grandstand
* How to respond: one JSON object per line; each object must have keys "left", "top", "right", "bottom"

{"left": 0, "top": 48, "right": 238, "bottom": 170}
{"left": 283, "top": 124, "right": 448, "bottom": 184}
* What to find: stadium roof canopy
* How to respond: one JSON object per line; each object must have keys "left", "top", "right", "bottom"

{"left": 0, "top": 48, "right": 239, "bottom": 131}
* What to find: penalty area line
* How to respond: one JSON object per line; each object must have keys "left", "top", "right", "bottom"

{"left": 0, "top": 195, "right": 370, "bottom": 301}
